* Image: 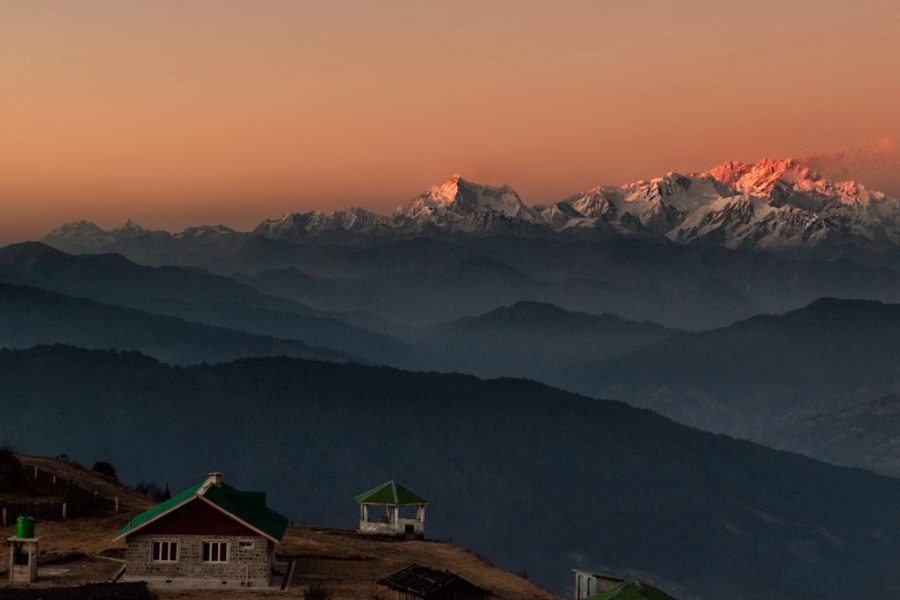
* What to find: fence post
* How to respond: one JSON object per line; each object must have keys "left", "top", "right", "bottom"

{"left": 33, "top": 465, "right": 38, "bottom": 480}
{"left": 2, "top": 507, "right": 6, "bottom": 525}
{"left": 115, "top": 497, "right": 120, "bottom": 513}
{"left": 62, "top": 502, "right": 67, "bottom": 519}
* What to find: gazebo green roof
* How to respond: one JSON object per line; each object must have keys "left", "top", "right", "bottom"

{"left": 113, "top": 475, "right": 289, "bottom": 543}
{"left": 355, "top": 481, "right": 428, "bottom": 505}
{"left": 588, "top": 581, "right": 677, "bottom": 600}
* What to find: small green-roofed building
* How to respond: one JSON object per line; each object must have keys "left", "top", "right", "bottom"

{"left": 114, "top": 472, "right": 289, "bottom": 589}
{"left": 356, "top": 480, "right": 428, "bottom": 537}
{"left": 588, "top": 580, "right": 677, "bottom": 600}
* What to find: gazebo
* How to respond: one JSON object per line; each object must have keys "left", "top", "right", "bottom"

{"left": 355, "top": 481, "right": 428, "bottom": 537}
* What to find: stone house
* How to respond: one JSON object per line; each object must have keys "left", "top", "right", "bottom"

{"left": 113, "top": 472, "right": 288, "bottom": 589}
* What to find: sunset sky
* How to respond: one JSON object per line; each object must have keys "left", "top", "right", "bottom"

{"left": 2, "top": 0, "right": 900, "bottom": 242}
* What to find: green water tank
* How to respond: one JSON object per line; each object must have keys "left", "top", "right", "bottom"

{"left": 15, "top": 516, "right": 34, "bottom": 539}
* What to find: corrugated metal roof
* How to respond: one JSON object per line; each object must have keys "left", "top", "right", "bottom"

{"left": 355, "top": 480, "right": 428, "bottom": 505}
{"left": 379, "top": 564, "right": 488, "bottom": 596}
{"left": 113, "top": 476, "right": 289, "bottom": 543}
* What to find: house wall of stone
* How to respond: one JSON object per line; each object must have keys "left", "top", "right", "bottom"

{"left": 125, "top": 534, "right": 272, "bottom": 585}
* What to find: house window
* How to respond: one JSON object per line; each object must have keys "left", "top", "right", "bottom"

{"left": 202, "top": 541, "right": 229, "bottom": 563}
{"left": 238, "top": 541, "right": 254, "bottom": 550}
{"left": 151, "top": 540, "right": 178, "bottom": 562}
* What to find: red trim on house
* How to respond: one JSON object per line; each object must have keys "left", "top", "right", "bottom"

{"left": 133, "top": 498, "right": 258, "bottom": 537}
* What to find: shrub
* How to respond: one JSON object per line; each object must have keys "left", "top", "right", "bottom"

{"left": 92, "top": 461, "right": 118, "bottom": 480}
{"left": 134, "top": 481, "right": 171, "bottom": 501}
{"left": 0, "top": 444, "right": 22, "bottom": 491}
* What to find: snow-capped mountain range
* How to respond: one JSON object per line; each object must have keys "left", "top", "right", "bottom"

{"left": 43, "top": 159, "right": 900, "bottom": 262}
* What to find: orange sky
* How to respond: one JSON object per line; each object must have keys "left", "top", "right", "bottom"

{"left": 2, "top": 0, "right": 900, "bottom": 242}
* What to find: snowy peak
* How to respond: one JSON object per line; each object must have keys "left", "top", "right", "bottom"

{"left": 704, "top": 158, "right": 807, "bottom": 195}
{"left": 47, "top": 220, "right": 106, "bottom": 239}
{"left": 401, "top": 175, "right": 538, "bottom": 222}
{"left": 254, "top": 207, "right": 388, "bottom": 240}
{"left": 414, "top": 174, "right": 463, "bottom": 210}
{"left": 38, "top": 159, "right": 900, "bottom": 266}
{"left": 42, "top": 220, "right": 134, "bottom": 251}
{"left": 702, "top": 158, "right": 887, "bottom": 207}
{"left": 570, "top": 188, "right": 617, "bottom": 218}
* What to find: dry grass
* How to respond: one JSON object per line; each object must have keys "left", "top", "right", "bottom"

{"left": 2, "top": 521, "right": 561, "bottom": 599}
{"left": 16, "top": 455, "right": 153, "bottom": 513}
{"left": 276, "top": 525, "right": 562, "bottom": 600}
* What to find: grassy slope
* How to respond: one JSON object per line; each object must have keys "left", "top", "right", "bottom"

{"left": 0, "top": 455, "right": 560, "bottom": 600}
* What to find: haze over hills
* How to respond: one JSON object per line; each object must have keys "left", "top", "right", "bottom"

{"left": 35, "top": 232, "right": 900, "bottom": 332}
{"left": 6, "top": 345, "right": 900, "bottom": 599}
{"left": 0, "top": 282, "right": 348, "bottom": 365}
{"left": 411, "top": 301, "right": 678, "bottom": 381}
{"left": 0, "top": 242, "right": 417, "bottom": 367}
{"left": 43, "top": 158, "right": 900, "bottom": 269}
{"left": 5, "top": 238, "right": 900, "bottom": 482}
{"left": 556, "top": 298, "right": 900, "bottom": 446}
{"left": 769, "top": 394, "right": 900, "bottom": 478}
{"left": 239, "top": 248, "right": 776, "bottom": 329}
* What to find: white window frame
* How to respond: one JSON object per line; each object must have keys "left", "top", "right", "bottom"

{"left": 150, "top": 539, "right": 179, "bottom": 563}
{"left": 238, "top": 541, "right": 255, "bottom": 551}
{"left": 201, "top": 540, "right": 229, "bottom": 563}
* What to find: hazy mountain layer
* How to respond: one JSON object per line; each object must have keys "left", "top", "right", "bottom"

{"left": 39, "top": 223, "right": 900, "bottom": 332}
{"left": 767, "top": 394, "right": 900, "bottom": 478}
{"left": 0, "top": 242, "right": 417, "bottom": 366}
{"left": 411, "top": 301, "right": 678, "bottom": 380}
{"left": 0, "top": 282, "right": 348, "bottom": 365}
{"left": 557, "top": 298, "right": 900, "bottom": 440}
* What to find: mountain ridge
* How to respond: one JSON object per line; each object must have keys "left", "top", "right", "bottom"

{"left": 554, "top": 296, "right": 900, "bottom": 440}
{"left": 41, "top": 158, "right": 900, "bottom": 266}
{"left": 0, "top": 241, "right": 418, "bottom": 366}
{"left": 0, "top": 281, "right": 351, "bottom": 365}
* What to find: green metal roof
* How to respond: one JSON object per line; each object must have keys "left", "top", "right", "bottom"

{"left": 355, "top": 480, "right": 428, "bottom": 505}
{"left": 588, "top": 581, "right": 677, "bottom": 600}
{"left": 114, "top": 477, "right": 289, "bottom": 543}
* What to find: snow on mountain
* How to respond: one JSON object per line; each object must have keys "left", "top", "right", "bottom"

{"left": 693, "top": 159, "right": 900, "bottom": 251}
{"left": 43, "top": 220, "right": 113, "bottom": 249}
{"left": 42, "top": 219, "right": 165, "bottom": 251}
{"left": 253, "top": 207, "right": 389, "bottom": 241}
{"left": 39, "top": 160, "right": 900, "bottom": 263}
{"left": 704, "top": 158, "right": 888, "bottom": 208}
{"left": 545, "top": 160, "right": 900, "bottom": 256}
{"left": 393, "top": 175, "right": 546, "bottom": 235}
{"left": 401, "top": 175, "right": 539, "bottom": 221}
{"left": 41, "top": 220, "right": 245, "bottom": 258}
